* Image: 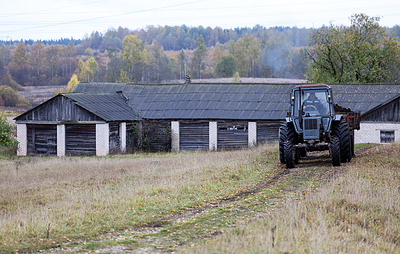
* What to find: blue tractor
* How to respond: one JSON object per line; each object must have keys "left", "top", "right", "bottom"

{"left": 279, "top": 84, "right": 360, "bottom": 168}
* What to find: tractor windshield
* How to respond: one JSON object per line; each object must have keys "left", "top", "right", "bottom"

{"left": 293, "top": 89, "right": 331, "bottom": 117}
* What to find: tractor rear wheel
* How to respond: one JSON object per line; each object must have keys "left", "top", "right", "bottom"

{"left": 331, "top": 136, "right": 341, "bottom": 167}
{"left": 333, "top": 119, "right": 351, "bottom": 163}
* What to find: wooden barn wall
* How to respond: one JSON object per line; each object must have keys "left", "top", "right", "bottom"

{"left": 180, "top": 121, "right": 209, "bottom": 151}
{"left": 66, "top": 124, "right": 96, "bottom": 155}
{"left": 18, "top": 96, "right": 103, "bottom": 122}
{"left": 142, "top": 120, "right": 171, "bottom": 152}
{"left": 217, "top": 121, "right": 248, "bottom": 150}
{"left": 27, "top": 124, "right": 57, "bottom": 156}
{"left": 126, "top": 122, "right": 140, "bottom": 152}
{"left": 109, "top": 122, "right": 120, "bottom": 154}
{"left": 362, "top": 98, "right": 400, "bottom": 122}
{"left": 257, "top": 122, "right": 281, "bottom": 144}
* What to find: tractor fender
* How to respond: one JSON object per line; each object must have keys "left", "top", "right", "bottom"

{"left": 333, "top": 115, "right": 342, "bottom": 122}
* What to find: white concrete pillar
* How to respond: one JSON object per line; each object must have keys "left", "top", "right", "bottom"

{"left": 57, "top": 124, "right": 65, "bottom": 157}
{"left": 96, "top": 123, "right": 109, "bottom": 156}
{"left": 17, "top": 124, "right": 27, "bottom": 156}
{"left": 248, "top": 122, "right": 257, "bottom": 147}
{"left": 119, "top": 122, "right": 127, "bottom": 153}
{"left": 171, "top": 121, "right": 180, "bottom": 152}
{"left": 209, "top": 121, "right": 218, "bottom": 151}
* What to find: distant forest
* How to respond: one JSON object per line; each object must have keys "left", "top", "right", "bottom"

{"left": 0, "top": 24, "right": 399, "bottom": 90}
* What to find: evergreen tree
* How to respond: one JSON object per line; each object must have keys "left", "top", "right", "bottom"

{"left": 215, "top": 55, "right": 237, "bottom": 77}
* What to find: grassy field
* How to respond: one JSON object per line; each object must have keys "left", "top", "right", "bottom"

{"left": 0, "top": 143, "right": 399, "bottom": 253}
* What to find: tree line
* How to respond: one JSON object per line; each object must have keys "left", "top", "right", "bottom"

{"left": 0, "top": 16, "right": 399, "bottom": 107}
{"left": 0, "top": 25, "right": 314, "bottom": 87}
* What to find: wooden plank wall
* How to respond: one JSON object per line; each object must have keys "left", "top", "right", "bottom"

{"left": 18, "top": 96, "right": 103, "bottom": 122}
{"left": 217, "top": 121, "right": 248, "bottom": 150}
{"left": 27, "top": 124, "right": 57, "bottom": 156}
{"left": 109, "top": 122, "right": 120, "bottom": 154}
{"left": 257, "top": 122, "right": 281, "bottom": 144}
{"left": 180, "top": 121, "right": 209, "bottom": 151}
{"left": 362, "top": 98, "right": 400, "bottom": 122}
{"left": 126, "top": 122, "right": 139, "bottom": 152}
{"left": 65, "top": 124, "right": 96, "bottom": 155}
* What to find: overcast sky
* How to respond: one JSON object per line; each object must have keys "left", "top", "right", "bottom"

{"left": 0, "top": 0, "right": 399, "bottom": 41}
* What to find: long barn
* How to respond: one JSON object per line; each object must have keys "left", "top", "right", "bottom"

{"left": 15, "top": 83, "right": 400, "bottom": 156}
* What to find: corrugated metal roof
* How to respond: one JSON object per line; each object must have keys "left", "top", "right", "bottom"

{"left": 63, "top": 92, "right": 140, "bottom": 121}
{"left": 73, "top": 83, "right": 400, "bottom": 120}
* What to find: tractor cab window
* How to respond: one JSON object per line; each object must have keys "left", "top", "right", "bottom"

{"left": 293, "top": 90, "right": 330, "bottom": 117}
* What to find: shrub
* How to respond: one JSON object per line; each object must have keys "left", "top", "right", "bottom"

{"left": 15, "top": 96, "right": 30, "bottom": 108}
{"left": 0, "top": 86, "right": 18, "bottom": 106}
{"left": 0, "top": 113, "right": 16, "bottom": 146}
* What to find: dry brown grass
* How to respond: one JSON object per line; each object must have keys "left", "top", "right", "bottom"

{"left": 2, "top": 143, "right": 399, "bottom": 253}
{"left": 0, "top": 146, "right": 275, "bottom": 252}
{"left": 184, "top": 143, "right": 400, "bottom": 253}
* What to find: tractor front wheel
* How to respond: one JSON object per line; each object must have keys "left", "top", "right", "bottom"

{"left": 279, "top": 124, "right": 288, "bottom": 163}
{"left": 331, "top": 136, "right": 341, "bottom": 167}
{"left": 284, "top": 141, "right": 296, "bottom": 169}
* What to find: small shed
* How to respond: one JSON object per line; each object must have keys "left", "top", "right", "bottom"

{"left": 14, "top": 92, "right": 140, "bottom": 156}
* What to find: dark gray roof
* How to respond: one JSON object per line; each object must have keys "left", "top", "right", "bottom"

{"left": 62, "top": 92, "right": 140, "bottom": 121}
{"left": 331, "top": 84, "right": 400, "bottom": 115}
{"left": 15, "top": 92, "right": 140, "bottom": 122}
{"left": 73, "top": 83, "right": 400, "bottom": 120}
{"left": 74, "top": 83, "right": 293, "bottom": 120}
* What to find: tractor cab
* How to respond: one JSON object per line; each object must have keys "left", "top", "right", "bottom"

{"left": 289, "top": 84, "right": 335, "bottom": 141}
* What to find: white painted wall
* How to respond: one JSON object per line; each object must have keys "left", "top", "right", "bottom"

{"left": 57, "top": 124, "right": 65, "bottom": 157}
{"left": 96, "top": 123, "right": 109, "bottom": 156}
{"left": 119, "top": 122, "right": 127, "bottom": 153}
{"left": 355, "top": 122, "right": 400, "bottom": 143}
{"left": 209, "top": 121, "right": 217, "bottom": 151}
{"left": 171, "top": 121, "right": 180, "bottom": 152}
{"left": 16, "top": 124, "right": 27, "bottom": 156}
{"left": 248, "top": 122, "right": 257, "bottom": 147}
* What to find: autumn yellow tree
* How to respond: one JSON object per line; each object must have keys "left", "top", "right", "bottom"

{"left": 234, "top": 34, "right": 261, "bottom": 77}
{"left": 121, "top": 35, "right": 149, "bottom": 82}
{"left": 67, "top": 74, "right": 79, "bottom": 92}
{"left": 76, "top": 57, "right": 98, "bottom": 82}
